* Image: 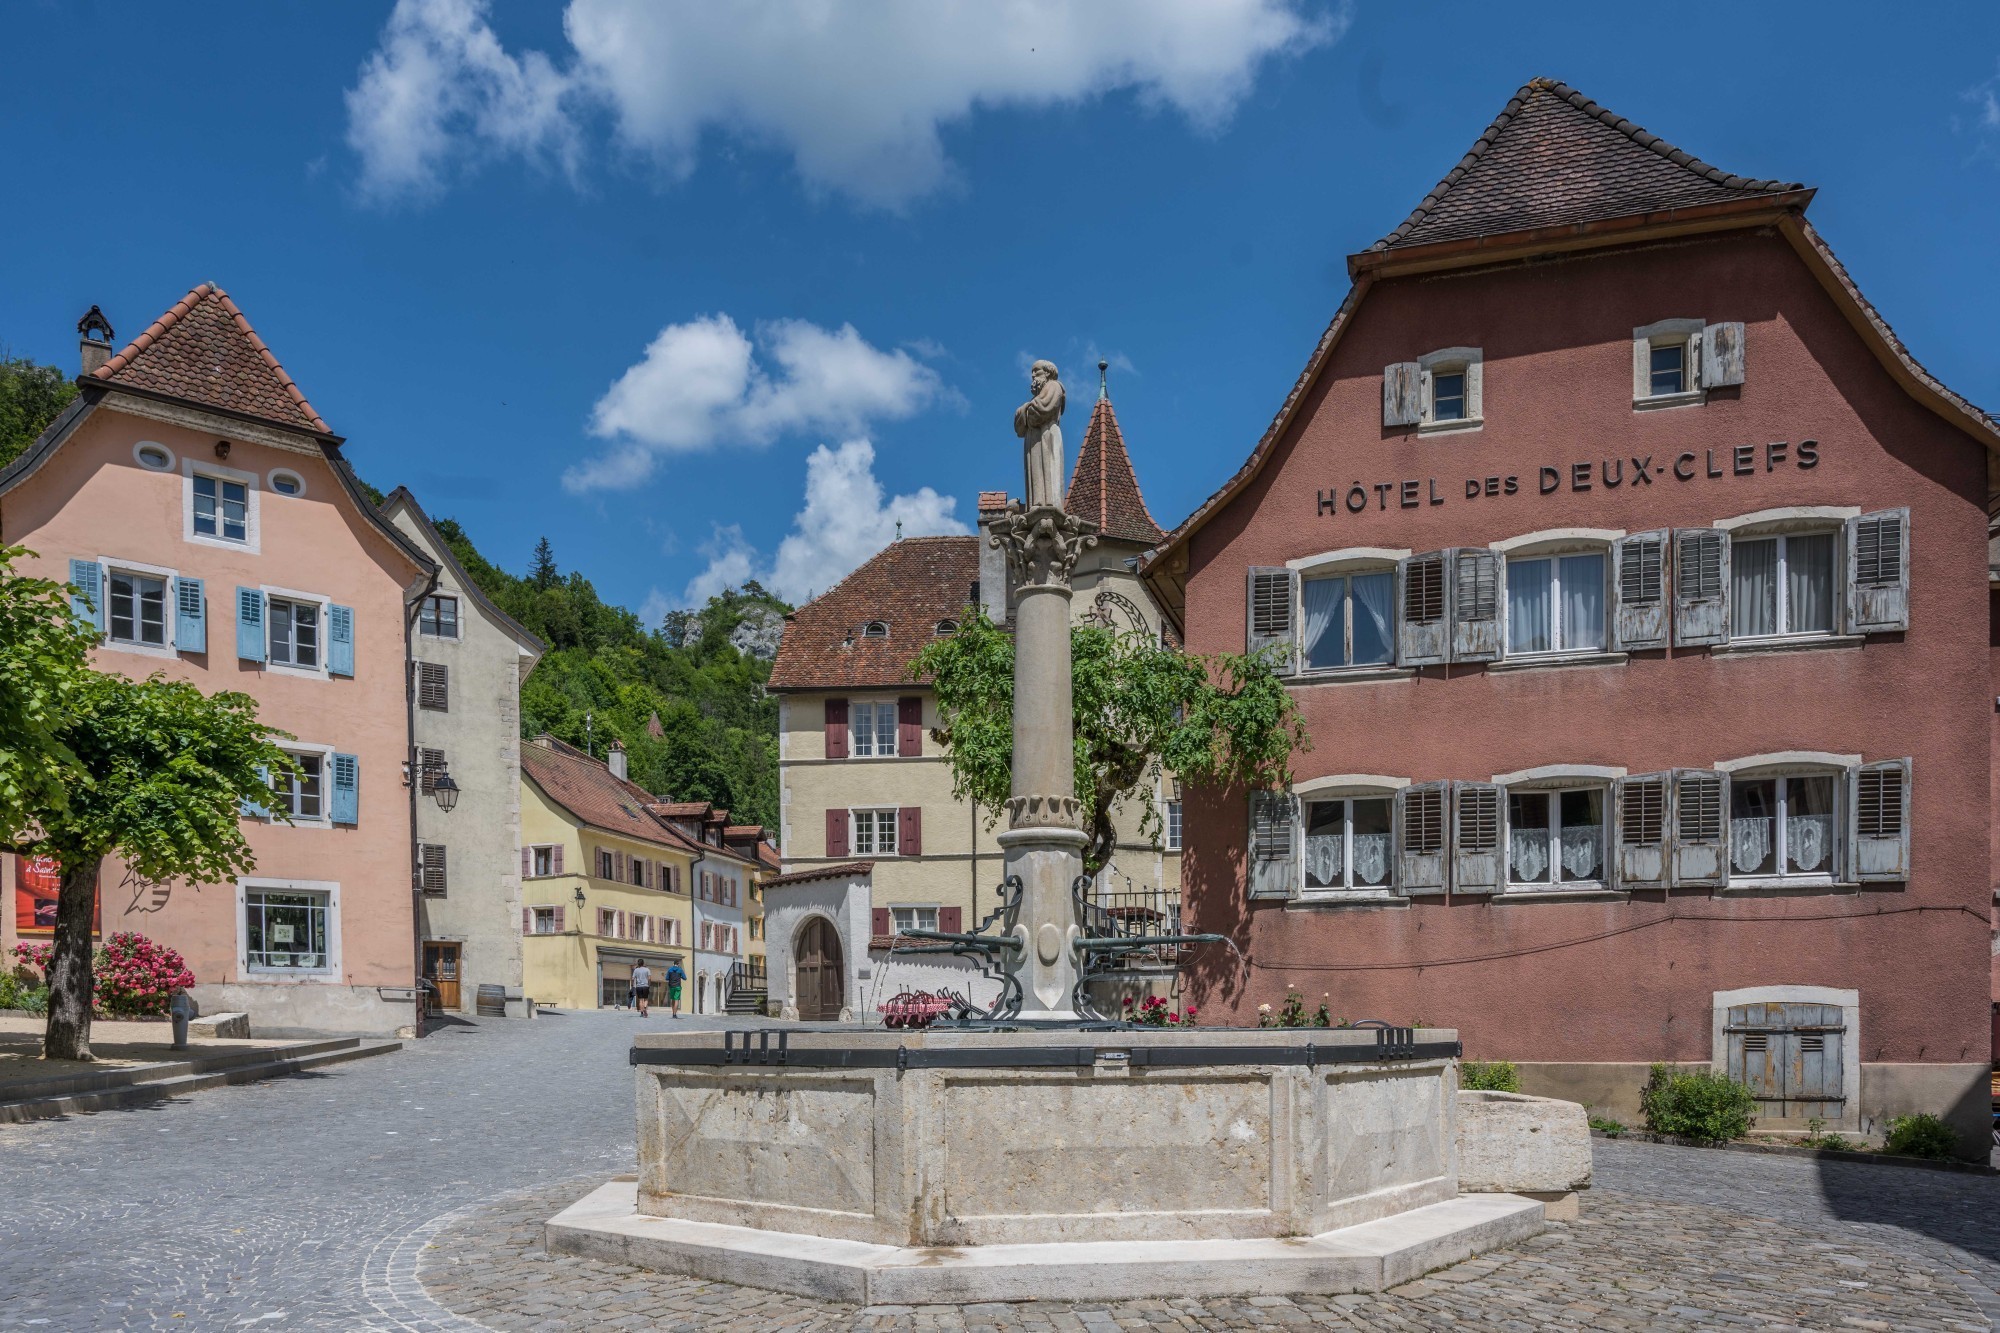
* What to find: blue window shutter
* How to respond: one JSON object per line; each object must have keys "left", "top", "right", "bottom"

{"left": 69, "top": 559, "right": 105, "bottom": 632}
{"left": 175, "top": 576, "right": 207, "bottom": 654}
{"left": 331, "top": 753, "right": 359, "bottom": 825}
{"left": 236, "top": 587, "right": 265, "bottom": 662}
{"left": 240, "top": 763, "right": 271, "bottom": 820}
{"left": 329, "top": 605, "right": 355, "bottom": 677}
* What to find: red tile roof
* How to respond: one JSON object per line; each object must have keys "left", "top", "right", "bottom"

{"left": 522, "top": 736, "right": 695, "bottom": 853}
{"left": 756, "top": 843, "right": 782, "bottom": 872}
{"left": 767, "top": 536, "right": 979, "bottom": 691}
{"left": 1065, "top": 393, "right": 1162, "bottom": 545}
{"left": 91, "top": 283, "right": 331, "bottom": 435}
{"left": 647, "top": 801, "right": 711, "bottom": 818}
{"left": 977, "top": 490, "right": 1011, "bottom": 513}
{"left": 724, "top": 824, "right": 763, "bottom": 838}
{"left": 1373, "top": 78, "right": 1801, "bottom": 254}
{"left": 763, "top": 861, "right": 874, "bottom": 888}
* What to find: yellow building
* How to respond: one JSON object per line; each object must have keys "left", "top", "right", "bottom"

{"left": 518, "top": 735, "right": 758, "bottom": 1010}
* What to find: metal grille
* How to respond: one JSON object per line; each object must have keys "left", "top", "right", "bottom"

{"left": 1250, "top": 572, "right": 1291, "bottom": 637}
{"left": 1620, "top": 537, "right": 1664, "bottom": 605}
{"left": 1403, "top": 786, "right": 1444, "bottom": 855}
{"left": 1456, "top": 785, "right": 1498, "bottom": 853}
{"left": 1454, "top": 551, "right": 1497, "bottom": 620}
{"left": 1854, "top": 514, "right": 1902, "bottom": 587}
{"left": 1080, "top": 876, "right": 1188, "bottom": 969}
{"left": 1621, "top": 777, "right": 1666, "bottom": 844}
{"left": 1677, "top": 531, "right": 1723, "bottom": 601}
{"left": 1743, "top": 1033, "right": 1767, "bottom": 1052}
{"left": 1677, "top": 772, "right": 1722, "bottom": 843}
{"left": 1405, "top": 556, "right": 1445, "bottom": 624}
{"left": 1857, "top": 767, "right": 1902, "bottom": 837}
{"left": 1800, "top": 1035, "right": 1824, "bottom": 1052}
{"left": 418, "top": 662, "right": 449, "bottom": 711}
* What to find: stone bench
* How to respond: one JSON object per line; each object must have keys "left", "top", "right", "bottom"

{"left": 188, "top": 1012, "right": 250, "bottom": 1039}
{"left": 1456, "top": 1089, "right": 1593, "bottom": 1220}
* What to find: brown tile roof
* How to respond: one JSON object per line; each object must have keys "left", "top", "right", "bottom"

{"left": 767, "top": 536, "right": 979, "bottom": 691}
{"left": 91, "top": 283, "right": 331, "bottom": 434}
{"left": 723, "top": 824, "right": 763, "bottom": 838}
{"left": 522, "top": 736, "right": 693, "bottom": 852}
{"left": 647, "top": 801, "right": 711, "bottom": 818}
{"left": 1372, "top": 78, "right": 1802, "bottom": 254}
{"left": 1065, "top": 393, "right": 1162, "bottom": 545}
{"left": 764, "top": 861, "right": 874, "bottom": 888}
{"left": 977, "top": 490, "right": 1011, "bottom": 513}
{"left": 756, "top": 843, "right": 782, "bottom": 872}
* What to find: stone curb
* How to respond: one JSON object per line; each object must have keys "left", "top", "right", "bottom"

{"left": 0, "top": 1038, "right": 401, "bottom": 1122}
{"left": 1590, "top": 1128, "right": 1998, "bottom": 1175}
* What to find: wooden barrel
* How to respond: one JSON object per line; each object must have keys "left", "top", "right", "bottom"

{"left": 475, "top": 984, "right": 507, "bottom": 1017}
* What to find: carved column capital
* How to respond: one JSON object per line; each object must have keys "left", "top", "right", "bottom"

{"left": 989, "top": 504, "right": 1098, "bottom": 591}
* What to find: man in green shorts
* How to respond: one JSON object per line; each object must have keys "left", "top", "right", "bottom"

{"left": 664, "top": 961, "right": 687, "bottom": 1018}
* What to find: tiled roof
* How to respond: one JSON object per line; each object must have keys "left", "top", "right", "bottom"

{"left": 767, "top": 536, "right": 979, "bottom": 691}
{"left": 91, "top": 283, "right": 331, "bottom": 434}
{"left": 647, "top": 801, "right": 710, "bottom": 818}
{"left": 756, "top": 843, "right": 782, "bottom": 872}
{"left": 1373, "top": 79, "right": 1802, "bottom": 253}
{"left": 764, "top": 861, "right": 875, "bottom": 888}
{"left": 977, "top": 490, "right": 1011, "bottom": 513}
{"left": 523, "top": 736, "right": 701, "bottom": 854}
{"left": 1065, "top": 394, "right": 1162, "bottom": 545}
{"left": 723, "top": 824, "right": 763, "bottom": 838}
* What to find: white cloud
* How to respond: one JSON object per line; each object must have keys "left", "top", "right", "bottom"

{"left": 565, "top": 313, "right": 950, "bottom": 492}
{"left": 676, "top": 439, "right": 966, "bottom": 606}
{"left": 345, "top": 0, "right": 1341, "bottom": 208}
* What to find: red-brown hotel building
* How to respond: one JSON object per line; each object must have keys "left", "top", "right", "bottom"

{"left": 1140, "top": 80, "right": 1996, "bottom": 1149}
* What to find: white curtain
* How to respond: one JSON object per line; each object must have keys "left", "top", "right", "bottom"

{"left": 1304, "top": 833, "right": 1342, "bottom": 887}
{"left": 1731, "top": 816, "right": 1773, "bottom": 873}
{"left": 1352, "top": 833, "right": 1391, "bottom": 885}
{"left": 1787, "top": 815, "right": 1833, "bottom": 872}
{"left": 1509, "top": 825, "right": 1550, "bottom": 882}
{"left": 1559, "top": 554, "right": 1605, "bottom": 651}
{"left": 1732, "top": 539, "right": 1778, "bottom": 637}
{"left": 1558, "top": 824, "right": 1601, "bottom": 879}
{"left": 1302, "top": 577, "right": 1345, "bottom": 669}
{"left": 1786, "top": 534, "right": 1835, "bottom": 634}
{"left": 1508, "top": 559, "right": 1552, "bottom": 654}
{"left": 1350, "top": 571, "right": 1394, "bottom": 665}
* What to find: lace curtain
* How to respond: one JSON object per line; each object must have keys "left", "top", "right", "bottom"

{"left": 1304, "top": 833, "right": 1342, "bottom": 887}
{"left": 1731, "top": 816, "right": 1772, "bottom": 873}
{"left": 1559, "top": 824, "right": 1601, "bottom": 879}
{"left": 1509, "top": 826, "right": 1549, "bottom": 881}
{"left": 1788, "top": 813, "right": 1833, "bottom": 871}
{"left": 1352, "top": 832, "right": 1391, "bottom": 885}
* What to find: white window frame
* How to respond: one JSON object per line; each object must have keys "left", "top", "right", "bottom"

{"left": 1297, "top": 564, "right": 1401, "bottom": 675}
{"left": 890, "top": 905, "right": 939, "bottom": 936}
{"left": 1417, "top": 346, "right": 1483, "bottom": 433}
{"left": 270, "top": 741, "right": 336, "bottom": 828}
{"left": 850, "top": 808, "right": 899, "bottom": 857}
{"left": 266, "top": 468, "right": 307, "bottom": 498}
{"left": 1719, "top": 518, "right": 1844, "bottom": 644}
{"left": 528, "top": 846, "right": 556, "bottom": 878}
{"left": 530, "top": 905, "right": 558, "bottom": 935}
{"left": 183, "top": 458, "right": 261, "bottom": 553}
{"left": 237, "top": 877, "right": 341, "bottom": 979}
{"left": 1298, "top": 791, "right": 1398, "bottom": 898}
{"left": 1493, "top": 768, "right": 1621, "bottom": 894}
{"left": 1715, "top": 753, "right": 1859, "bottom": 890}
{"left": 261, "top": 584, "right": 332, "bottom": 678}
{"left": 848, "top": 698, "right": 901, "bottom": 759}
{"left": 1632, "top": 318, "right": 1705, "bottom": 410}
{"left": 132, "top": 440, "right": 176, "bottom": 472}
{"left": 99, "top": 555, "right": 181, "bottom": 661}
{"left": 1165, "top": 799, "right": 1184, "bottom": 853}
{"left": 1499, "top": 539, "right": 1612, "bottom": 660}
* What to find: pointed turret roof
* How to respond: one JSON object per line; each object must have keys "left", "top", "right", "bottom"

{"left": 1065, "top": 371, "right": 1162, "bottom": 545}
{"left": 1370, "top": 78, "right": 1804, "bottom": 255}
{"left": 89, "top": 282, "right": 331, "bottom": 435}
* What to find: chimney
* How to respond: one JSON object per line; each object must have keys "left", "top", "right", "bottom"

{"left": 606, "top": 738, "right": 628, "bottom": 781}
{"left": 77, "top": 306, "right": 115, "bottom": 378}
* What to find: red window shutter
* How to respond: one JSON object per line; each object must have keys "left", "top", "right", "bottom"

{"left": 939, "top": 907, "right": 961, "bottom": 934}
{"left": 553, "top": 905, "right": 565, "bottom": 932}
{"left": 825, "top": 697, "right": 849, "bottom": 759}
{"left": 826, "top": 809, "right": 849, "bottom": 858}
{"left": 615, "top": 850, "right": 627, "bottom": 882}
{"left": 897, "top": 696, "right": 922, "bottom": 757}
{"left": 899, "top": 806, "right": 922, "bottom": 856}
{"left": 872, "top": 907, "right": 891, "bottom": 938}
{"left": 553, "top": 845, "right": 564, "bottom": 875}
{"left": 521, "top": 848, "right": 531, "bottom": 878}
{"left": 522, "top": 907, "right": 532, "bottom": 935}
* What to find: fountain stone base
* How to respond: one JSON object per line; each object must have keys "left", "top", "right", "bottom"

{"left": 545, "top": 1027, "right": 1546, "bottom": 1303}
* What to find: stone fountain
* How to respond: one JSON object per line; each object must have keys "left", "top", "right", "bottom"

{"left": 546, "top": 360, "right": 1545, "bottom": 1303}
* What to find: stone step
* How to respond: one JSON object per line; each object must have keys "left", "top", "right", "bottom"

{"left": 0, "top": 1038, "right": 400, "bottom": 1123}
{"left": 0, "top": 1037, "right": 363, "bottom": 1102}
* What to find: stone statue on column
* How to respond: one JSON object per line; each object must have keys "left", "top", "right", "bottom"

{"left": 1013, "top": 360, "right": 1067, "bottom": 510}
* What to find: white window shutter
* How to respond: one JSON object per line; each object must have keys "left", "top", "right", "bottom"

{"left": 1845, "top": 509, "right": 1909, "bottom": 633}
{"left": 1245, "top": 567, "right": 1298, "bottom": 668}
{"left": 1615, "top": 773, "right": 1670, "bottom": 889}
{"left": 1671, "top": 769, "right": 1728, "bottom": 887}
{"left": 1449, "top": 548, "right": 1501, "bottom": 663}
{"left": 1672, "top": 529, "right": 1729, "bottom": 646}
{"left": 1852, "top": 758, "right": 1910, "bottom": 882}
{"left": 1395, "top": 781, "right": 1448, "bottom": 894}
{"left": 1397, "top": 552, "right": 1449, "bottom": 666}
{"left": 1247, "top": 792, "right": 1297, "bottom": 900}
{"left": 1612, "top": 531, "right": 1669, "bottom": 651}
{"left": 1701, "top": 322, "right": 1745, "bottom": 387}
{"left": 1451, "top": 781, "right": 1502, "bottom": 893}
{"left": 1382, "top": 362, "right": 1422, "bottom": 427}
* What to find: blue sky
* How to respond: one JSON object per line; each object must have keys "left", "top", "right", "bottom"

{"left": 5, "top": 1, "right": 1998, "bottom": 623}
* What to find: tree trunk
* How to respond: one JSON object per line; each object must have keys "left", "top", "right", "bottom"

{"left": 42, "top": 856, "right": 100, "bottom": 1062}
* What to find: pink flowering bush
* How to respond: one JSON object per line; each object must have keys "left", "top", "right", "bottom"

{"left": 1122, "top": 995, "right": 1198, "bottom": 1027}
{"left": 12, "top": 941, "right": 53, "bottom": 977}
{"left": 94, "top": 933, "right": 196, "bottom": 1017}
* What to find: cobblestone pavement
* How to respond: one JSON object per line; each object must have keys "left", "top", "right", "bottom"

{"left": 5, "top": 1007, "right": 1997, "bottom": 1331}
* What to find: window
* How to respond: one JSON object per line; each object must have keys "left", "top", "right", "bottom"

{"left": 1729, "top": 774, "right": 1837, "bottom": 879}
{"left": 1506, "top": 552, "right": 1605, "bottom": 655}
{"left": 631, "top": 857, "right": 646, "bottom": 887}
{"left": 135, "top": 443, "right": 173, "bottom": 471}
{"left": 1431, "top": 370, "right": 1467, "bottom": 422}
{"left": 1166, "top": 800, "right": 1184, "bottom": 853}
{"left": 852, "top": 809, "right": 899, "bottom": 856}
{"left": 599, "top": 907, "right": 618, "bottom": 937}
{"left": 419, "top": 843, "right": 447, "bottom": 895}
{"left": 245, "top": 889, "right": 329, "bottom": 970}
{"left": 108, "top": 571, "right": 167, "bottom": 647}
{"left": 891, "top": 906, "right": 939, "bottom": 935}
{"left": 597, "top": 848, "right": 615, "bottom": 879}
{"left": 1730, "top": 532, "right": 1836, "bottom": 639}
{"left": 193, "top": 473, "right": 249, "bottom": 543}
{"left": 1507, "top": 787, "right": 1606, "bottom": 887}
{"left": 419, "top": 595, "right": 459, "bottom": 639}
{"left": 531, "top": 845, "right": 554, "bottom": 877}
{"left": 272, "top": 753, "right": 325, "bottom": 821}
{"left": 1301, "top": 570, "right": 1395, "bottom": 671}
{"left": 934, "top": 619, "right": 958, "bottom": 635}
{"left": 531, "top": 906, "right": 557, "bottom": 935}
{"left": 418, "top": 748, "right": 446, "bottom": 794}
{"left": 861, "top": 621, "right": 888, "bottom": 638}
{"left": 850, "top": 700, "right": 899, "bottom": 757}
{"left": 700, "top": 921, "right": 714, "bottom": 950}
{"left": 1649, "top": 343, "right": 1686, "bottom": 397}
{"left": 1303, "top": 796, "right": 1394, "bottom": 893}
{"left": 418, "top": 662, "right": 449, "bottom": 711}
{"left": 268, "top": 470, "right": 304, "bottom": 497}
{"left": 268, "top": 597, "right": 320, "bottom": 668}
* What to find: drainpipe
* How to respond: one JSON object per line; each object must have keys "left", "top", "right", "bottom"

{"left": 404, "top": 562, "right": 440, "bottom": 1038}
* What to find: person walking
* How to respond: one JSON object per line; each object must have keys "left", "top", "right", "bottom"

{"left": 664, "top": 961, "right": 687, "bottom": 1018}
{"left": 630, "top": 963, "right": 652, "bottom": 1018}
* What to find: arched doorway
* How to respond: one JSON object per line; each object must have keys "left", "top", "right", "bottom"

{"left": 794, "top": 917, "right": 845, "bottom": 1022}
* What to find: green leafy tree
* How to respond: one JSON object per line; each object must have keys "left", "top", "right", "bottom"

{"left": 0, "top": 547, "right": 95, "bottom": 839}
{"left": 911, "top": 610, "right": 1307, "bottom": 870}
{"left": 0, "top": 352, "right": 80, "bottom": 470}
{"left": 29, "top": 670, "right": 293, "bottom": 1061}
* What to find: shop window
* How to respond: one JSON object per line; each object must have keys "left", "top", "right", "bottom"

{"left": 1730, "top": 532, "right": 1836, "bottom": 639}
{"left": 1506, "top": 551, "right": 1606, "bottom": 656}
{"left": 850, "top": 700, "right": 899, "bottom": 757}
{"left": 1302, "top": 796, "right": 1394, "bottom": 894}
{"left": 1729, "top": 773, "right": 1838, "bottom": 880}
{"left": 245, "top": 889, "right": 330, "bottom": 971}
{"left": 1506, "top": 787, "right": 1606, "bottom": 888}
{"left": 1300, "top": 570, "right": 1395, "bottom": 671}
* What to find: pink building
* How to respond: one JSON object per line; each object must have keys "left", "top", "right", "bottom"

{"left": 1142, "top": 81, "right": 1997, "bottom": 1150}
{"left": 1, "top": 285, "right": 436, "bottom": 1034}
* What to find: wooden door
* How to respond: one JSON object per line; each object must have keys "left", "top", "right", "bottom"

{"left": 794, "top": 917, "right": 844, "bottom": 1022}
{"left": 1726, "top": 1002, "right": 1845, "bottom": 1121}
{"left": 423, "top": 942, "right": 462, "bottom": 1011}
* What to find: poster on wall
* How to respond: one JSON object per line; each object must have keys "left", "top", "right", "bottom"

{"left": 13, "top": 854, "right": 100, "bottom": 937}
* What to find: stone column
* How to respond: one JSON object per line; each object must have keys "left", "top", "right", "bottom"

{"left": 990, "top": 505, "right": 1097, "bottom": 1022}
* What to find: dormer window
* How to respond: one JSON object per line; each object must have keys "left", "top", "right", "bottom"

{"left": 934, "top": 619, "right": 958, "bottom": 636}
{"left": 861, "top": 621, "right": 888, "bottom": 638}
